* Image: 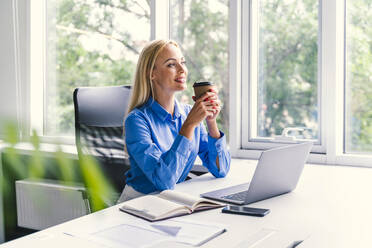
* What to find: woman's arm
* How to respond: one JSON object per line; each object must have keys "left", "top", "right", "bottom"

{"left": 198, "top": 123, "right": 230, "bottom": 178}
{"left": 205, "top": 119, "right": 221, "bottom": 169}
{"left": 191, "top": 88, "right": 229, "bottom": 174}
{"left": 125, "top": 113, "right": 192, "bottom": 191}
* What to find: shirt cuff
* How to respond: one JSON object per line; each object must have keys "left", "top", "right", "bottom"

{"left": 172, "top": 134, "right": 192, "bottom": 156}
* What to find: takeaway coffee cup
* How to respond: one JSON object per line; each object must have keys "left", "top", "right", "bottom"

{"left": 193, "top": 81, "right": 216, "bottom": 100}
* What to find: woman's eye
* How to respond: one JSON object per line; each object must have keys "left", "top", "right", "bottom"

{"left": 181, "top": 61, "right": 187, "bottom": 65}
{"left": 167, "top": 63, "right": 176, "bottom": 67}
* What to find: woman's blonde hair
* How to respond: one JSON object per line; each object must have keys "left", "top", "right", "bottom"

{"left": 127, "top": 39, "right": 179, "bottom": 113}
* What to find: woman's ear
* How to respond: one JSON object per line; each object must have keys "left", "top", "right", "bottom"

{"left": 151, "top": 69, "right": 157, "bottom": 81}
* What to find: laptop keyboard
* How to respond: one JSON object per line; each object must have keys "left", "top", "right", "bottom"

{"left": 221, "top": 191, "right": 248, "bottom": 201}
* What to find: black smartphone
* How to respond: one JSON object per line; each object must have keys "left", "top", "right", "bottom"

{"left": 221, "top": 205, "right": 270, "bottom": 217}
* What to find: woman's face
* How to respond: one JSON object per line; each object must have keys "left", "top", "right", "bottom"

{"left": 151, "top": 44, "right": 188, "bottom": 96}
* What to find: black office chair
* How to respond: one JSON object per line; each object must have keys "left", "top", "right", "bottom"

{"left": 73, "top": 85, "right": 132, "bottom": 205}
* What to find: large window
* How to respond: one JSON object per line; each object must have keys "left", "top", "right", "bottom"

{"left": 169, "top": 0, "right": 229, "bottom": 139}
{"left": 43, "top": 0, "right": 230, "bottom": 138}
{"left": 246, "top": 0, "right": 320, "bottom": 147}
{"left": 345, "top": 0, "right": 372, "bottom": 154}
{"left": 45, "top": 0, "right": 150, "bottom": 136}
{"left": 25, "top": 0, "right": 372, "bottom": 166}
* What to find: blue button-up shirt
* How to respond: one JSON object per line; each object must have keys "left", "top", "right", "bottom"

{"left": 124, "top": 97, "right": 231, "bottom": 194}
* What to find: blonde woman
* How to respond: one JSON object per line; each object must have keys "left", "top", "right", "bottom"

{"left": 118, "top": 39, "right": 230, "bottom": 202}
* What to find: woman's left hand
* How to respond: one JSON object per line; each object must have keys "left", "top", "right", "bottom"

{"left": 192, "top": 88, "right": 221, "bottom": 122}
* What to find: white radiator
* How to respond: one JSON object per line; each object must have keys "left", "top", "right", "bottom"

{"left": 15, "top": 179, "right": 90, "bottom": 230}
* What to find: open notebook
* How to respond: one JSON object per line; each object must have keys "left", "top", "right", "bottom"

{"left": 119, "top": 190, "right": 225, "bottom": 221}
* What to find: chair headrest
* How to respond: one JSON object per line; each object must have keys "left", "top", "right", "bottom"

{"left": 74, "top": 85, "right": 131, "bottom": 127}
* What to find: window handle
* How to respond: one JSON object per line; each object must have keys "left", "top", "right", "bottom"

{"left": 273, "top": 127, "right": 307, "bottom": 143}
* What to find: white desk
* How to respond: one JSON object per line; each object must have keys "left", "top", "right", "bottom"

{"left": 1, "top": 159, "right": 372, "bottom": 248}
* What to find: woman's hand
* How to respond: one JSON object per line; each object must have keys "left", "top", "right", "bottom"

{"left": 193, "top": 89, "right": 221, "bottom": 139}
{"left": 188, "top": 90, "right": 220, "bottom": 125}
{"left": 197, "top": 89, "right": 221, "bottom": 122}
{"left": 180, "top": 90, "right": 220, "bottom": 140}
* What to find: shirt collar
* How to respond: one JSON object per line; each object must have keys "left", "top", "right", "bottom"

{"left": 148, "top": 97, "right": 184, "bottom": 121}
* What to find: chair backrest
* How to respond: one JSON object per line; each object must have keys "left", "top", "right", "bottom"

{"left": 73, "top": 85, "right": 131, "bottom": 194}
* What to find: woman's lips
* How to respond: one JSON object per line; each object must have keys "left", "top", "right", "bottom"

{"left": 175, "top": 78, "right": 186, "bottom": 83}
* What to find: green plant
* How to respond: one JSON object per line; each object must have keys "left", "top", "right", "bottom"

{"left": 0, "top": 120, "right": 118, "bottom": 240}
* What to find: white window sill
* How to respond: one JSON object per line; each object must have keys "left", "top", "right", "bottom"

{"left": 0, "top": 141, "right": 78, "bottom": 159}
{"left": 2, "top": 140, "right": 371, "bottom": 169}
{"left": 232, "top": 148, "right": 372, "bottom": 168}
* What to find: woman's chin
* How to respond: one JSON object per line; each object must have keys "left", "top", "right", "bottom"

{"left": 175, "top": 84, "right": 187, "bottom": 91}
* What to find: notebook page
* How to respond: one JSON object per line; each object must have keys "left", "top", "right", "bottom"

{"left": 159, "top": 190, "right": 201, "bottom": 209}
{"left": 120, "top": 195, "right": 187, "bottom": 220}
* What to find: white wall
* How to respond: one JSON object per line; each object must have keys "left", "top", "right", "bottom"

{"left": 0, "top": 0, "right": 29, "bottom": 242}
{"left": 0, "top": 0, "right": 29, "bottom": 139}
{"left": 0, "top": 0, "right": 15, "bottom": 242}
{"left": 0, "top": 0, "right": 18, "bottom": 124}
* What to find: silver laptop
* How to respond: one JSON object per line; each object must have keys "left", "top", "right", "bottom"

{"left": 201, "top": 142, "right": 313, "bottom": 205}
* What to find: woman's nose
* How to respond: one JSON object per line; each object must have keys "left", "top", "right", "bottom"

{"left": 177, "top": 63, "right": 186, "bottom": 72}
